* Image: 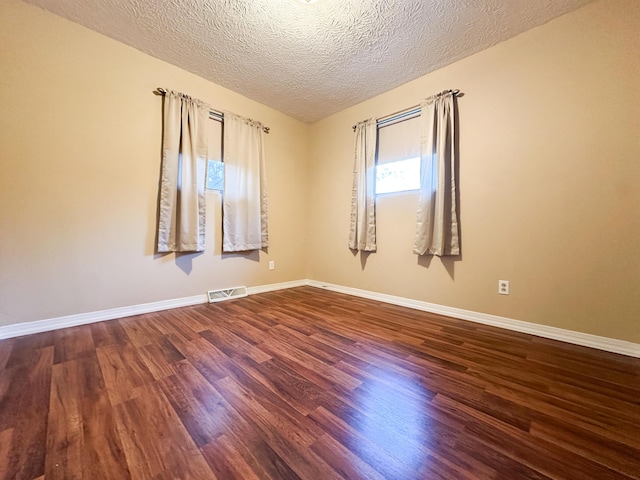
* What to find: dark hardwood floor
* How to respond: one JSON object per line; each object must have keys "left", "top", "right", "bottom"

{"left": 0, "top": 286, "right": 638, "bottom": 479}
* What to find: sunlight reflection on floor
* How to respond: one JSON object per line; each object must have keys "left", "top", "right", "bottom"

{"left": 354, "top": 368, "right": 433, "bottom": 472}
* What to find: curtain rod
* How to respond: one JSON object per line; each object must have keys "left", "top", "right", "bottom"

{"left": 352, "top": 89, "right": 460, "bottom": 131}
{"left": 154, "top": 88, "right": 270, "bottom": 134}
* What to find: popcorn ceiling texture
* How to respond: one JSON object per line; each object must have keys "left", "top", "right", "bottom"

{"left": 25, "top": 0, "right": 595, "bottom": 123}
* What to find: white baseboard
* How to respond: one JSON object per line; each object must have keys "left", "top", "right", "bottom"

{"left": 247, "top": 279, "right": 308, "bottom": 295}
{"left": 1, "top": 278, "right": 638, "bottom": 359}
{"left": 0, "top": 294, "right": 207, "bottom": 340}
{"left": 306, "top": 280, "right": 640, "bottom": 358}
{"left": 0, "top": 279, "right": 308, "bottom": 340}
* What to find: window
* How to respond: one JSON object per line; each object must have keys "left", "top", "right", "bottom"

{"left": 206, "top": 118, "right": 223, "bottom": 191}
{"left": 206, "top": 160, "right": 224, "bottom": 190}
{"left": 376, "top": 157, "right": 420, "bottom": 194}
{"left": 375, "top": 116, "right": 420, "bottom": 195}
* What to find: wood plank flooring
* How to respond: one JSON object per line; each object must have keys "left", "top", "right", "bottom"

{"left": 0, "top": 286, "right": 638, "bottom": 479}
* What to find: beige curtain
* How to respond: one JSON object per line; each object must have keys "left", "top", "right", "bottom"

{"left": 413, "top": 92, "right": 460, "bottom": 256}
{"left": 223, "top": 112, "right": 268, "bottom": 252}
{"left": 349, "top": 119, "right": 377, "bottom": 251}
{"left": 157, "top": 90, "right": 209, "bottom": 253}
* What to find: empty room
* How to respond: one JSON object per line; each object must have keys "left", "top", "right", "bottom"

{"left": 1, "top": 0, "right": 639, "bottom": 478}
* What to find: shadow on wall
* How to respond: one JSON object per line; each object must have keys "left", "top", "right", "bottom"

{"left": 360, "top": 250, "right": 374, "bottom": 270}
{"left": 417, "top": 254, "right": 461, "bottom": 281}
{"left": 175, "top": 251, "right": 204, "bottom": 274}
{"left": 222, "top": 249, "right": 262, "bottom": 262}
{"left": 151, "top": 251, "right": 205, "bottom": 274}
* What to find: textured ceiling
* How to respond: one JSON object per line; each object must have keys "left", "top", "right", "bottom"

{"left": 25, "top": 0, "right": 596, "bottom": 123}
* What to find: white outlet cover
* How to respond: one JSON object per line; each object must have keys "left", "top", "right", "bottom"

{"left": 498, "top": 280, "right": 510, "bottom": 295}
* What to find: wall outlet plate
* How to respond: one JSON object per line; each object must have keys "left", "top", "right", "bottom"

{"left": 498, "top": 280, "right": 510, "bottom": 295}
{"left": 269, "top": 260, "right": 275, "bottom": 270}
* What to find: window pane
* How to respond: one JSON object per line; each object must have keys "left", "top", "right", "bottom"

{"left": 377, "top": 116, "right": 420, "bottom": 166}
{"left": 206, "top": 160, "right": 224, "bottom": 191}
{"left": 375, "top": 157, "right": 420, "bottom": 194}
{"left": 206, "top": 118, "right": 223, "bottom": 191}
{"left": 375, "top": 115, "right": 420, "bottom": 194}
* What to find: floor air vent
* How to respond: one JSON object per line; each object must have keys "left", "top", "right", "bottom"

{"left": 207, "top": 286, "right": 248, "bottom": 303}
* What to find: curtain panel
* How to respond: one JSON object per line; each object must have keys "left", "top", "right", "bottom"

{"left": 157, "top": 90, "right": 209, "bottom": 253}
{"left": 413, "top": 92, "right": 460, "bottom": 256}
{"left": 222, "top": 112, "right": 269, "bottom": 252}
{"left": 349, "top": 119, "right": 378, "bottom": 252}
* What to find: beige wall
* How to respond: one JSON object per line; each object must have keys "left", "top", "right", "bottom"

{"left": 1, "top": 0, "right": 638, "bottom": 344}
{"left": 308, "top": 0, "right": 640, "bottom": 343}
{"left": 0, "top": 0, "right": 310, "bottom": 326}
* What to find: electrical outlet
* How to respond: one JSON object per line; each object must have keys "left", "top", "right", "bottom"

{"left": 269, "top": 260, "right": 275, "bottom": 270}
{"left": 498, "top": 280, "right": 509, "bottom": 295}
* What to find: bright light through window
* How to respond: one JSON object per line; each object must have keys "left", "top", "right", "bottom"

{"left": 375, "top": 157, "right": 420, "bottom": 195}
{"left": 206, "top": 160, "right": 224, "bottom": 191}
